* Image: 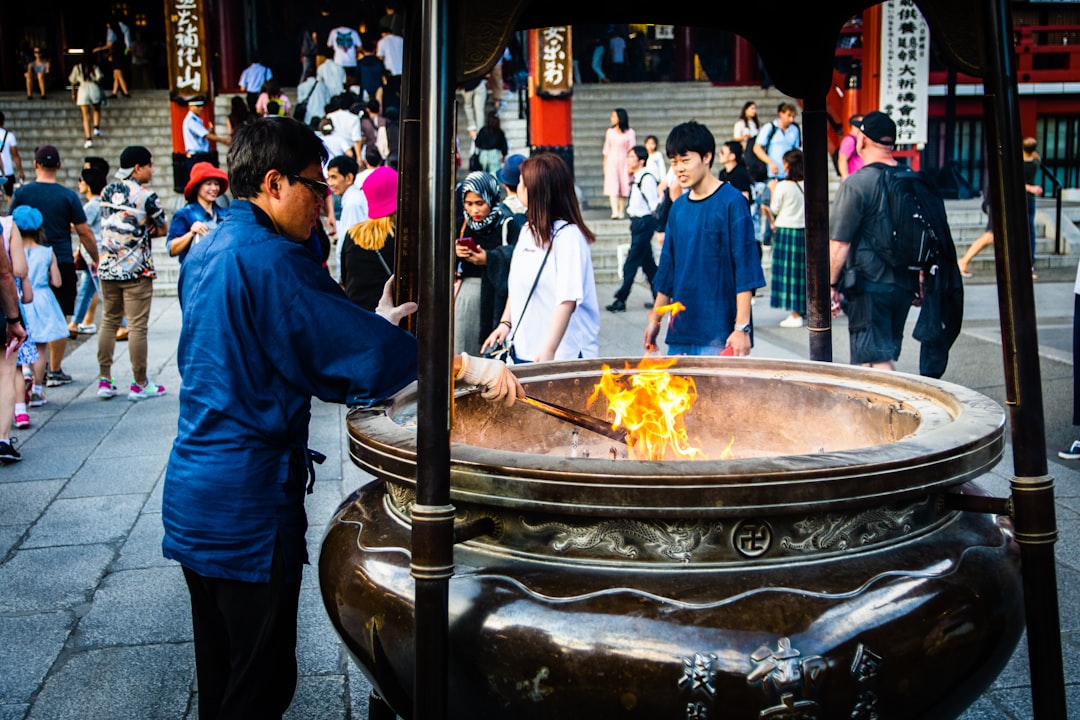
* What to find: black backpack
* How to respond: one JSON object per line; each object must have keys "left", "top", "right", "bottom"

{"left": 753, "top": 121, "right": 801, "bottom": 162}
{"left": 869, "top": 163, "right": 954, "bottom": 273}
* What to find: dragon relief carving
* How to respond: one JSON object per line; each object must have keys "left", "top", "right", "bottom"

{"left": 780, "top": 502, "right": 923, "bottom": 553}
{"left": 521, "top": 517, "right": 724, "bottom": 562}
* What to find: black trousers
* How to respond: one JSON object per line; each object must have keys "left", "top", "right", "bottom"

{"left": 614, "top": 216, "right": 658, "bottom": 303}
{"left": 182, "top": 545, "right": 302, "bottom": 720}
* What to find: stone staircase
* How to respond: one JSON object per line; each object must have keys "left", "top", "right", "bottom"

{"left": 569, "top": 83, "right": 801, "bottom": 209}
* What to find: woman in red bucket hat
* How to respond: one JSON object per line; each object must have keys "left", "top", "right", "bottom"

{"left": 339, "top": 165, "right": 398, "bottom": 310}
{"left": 167, "top": 162, "right": 229, "bottom": 263}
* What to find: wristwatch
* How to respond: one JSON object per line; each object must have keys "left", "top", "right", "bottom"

{"left": 733, "top": 322, "right": 751, "bottom": 333}
{"left": 5, "top": 317, "right": 21, "bottom": 325}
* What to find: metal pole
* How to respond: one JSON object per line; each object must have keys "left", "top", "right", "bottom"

{"left": 802, "top": 94, "right": 832, "bottom": 362}
{"left": 412, "top": 0, "right": 456, "bottom": 718}
{"left": 394, "top": 5, "right": 424, "bottom": 334}
{"left": 981, "top": 1, "right": 1067, "bottom": 717}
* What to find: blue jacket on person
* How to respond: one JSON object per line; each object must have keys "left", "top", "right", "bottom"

{"left": 162, "top": 199, "right": 418, "bottom": 583}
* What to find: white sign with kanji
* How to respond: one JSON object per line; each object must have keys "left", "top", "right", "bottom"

{"left": 879, "top": 0, "right": 930, "bottom": 146}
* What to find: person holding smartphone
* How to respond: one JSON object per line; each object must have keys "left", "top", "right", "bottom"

{"left": 454, "top": 171, "right": 520, "bottom": 355}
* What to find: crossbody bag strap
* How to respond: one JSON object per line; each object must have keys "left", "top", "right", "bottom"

{"left": 374, "top": 244, "right": 392, "bottom": 277}
{"left": 507, "top": 225, "right": 561, "bottom": 345}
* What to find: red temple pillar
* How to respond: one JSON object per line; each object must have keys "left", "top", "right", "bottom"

{"left": 733, "top": 35, "right": 757, "bottom": 85}
{"left": 209, "top": 0, "right": 245, "bottom": 93}
{"left": 529, "top": 28, "right": 574, "bottom": 173}
{"left": 675, "top": 27, "right": 695, "bottom": 82}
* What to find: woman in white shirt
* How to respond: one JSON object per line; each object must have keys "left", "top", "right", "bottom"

{"left": 482, "top": 153, "right": 599, "bottom": 362}
{"left": 767, "top": 149, "right": 806, "bottom": 328}
{"left": 733, "top": 101, "right": 759, "bottom": 149}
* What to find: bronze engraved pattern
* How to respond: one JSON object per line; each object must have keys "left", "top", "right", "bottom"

{"left": 383, "top": 481, "right": 944, "bottom": 564}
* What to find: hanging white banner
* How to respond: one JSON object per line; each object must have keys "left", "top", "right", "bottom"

{"left": 879, "top": 0, "right": 930, "bottom": 145}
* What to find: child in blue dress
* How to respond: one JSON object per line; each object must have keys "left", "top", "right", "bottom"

{"left": 13, "top": 207, "right": 69, "bottom": 407}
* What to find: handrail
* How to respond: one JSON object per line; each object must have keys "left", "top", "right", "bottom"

{"left": 1041, "top": 162, "right": 1065, "bottom": 255}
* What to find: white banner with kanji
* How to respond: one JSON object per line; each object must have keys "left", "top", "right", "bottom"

{"left": 879, "top": 0, "right": 930, "bottom": 146}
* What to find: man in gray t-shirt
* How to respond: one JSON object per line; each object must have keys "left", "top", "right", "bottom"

{"left": 828, "top": 111, "right": 917, "bottom": 371}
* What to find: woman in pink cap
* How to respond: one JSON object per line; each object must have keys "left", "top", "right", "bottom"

{"left": 339, "top": 165, "right": 397, "bottom": 310}
{"left": 167, "top": 161, "right": 229, "bottom": 263}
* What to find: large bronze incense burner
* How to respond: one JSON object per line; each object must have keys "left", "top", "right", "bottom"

{"left": 320, "top": 357, "right": 1023, "bottom": 719}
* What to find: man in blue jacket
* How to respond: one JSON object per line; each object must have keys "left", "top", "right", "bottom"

{"left": 163, "top": 116, "right": 520, "bottom": 719}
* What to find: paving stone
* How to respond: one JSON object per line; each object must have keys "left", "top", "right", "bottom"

{"left": 284, "top": 674, "right": 347, "bottom": 720}
{"left": 59, "top": 454, "right": 166, "bottom": 499}
{"left": 0, "top": 525, "right": 25, "bottom": 558}
{"left": 26, "top": 644, "right": 194, "bottom": 720}
{"left": 0, "top": 479, "right": 63, "bottom": 525}
{"left": 74, "top": 566, "right": 190, "bottom": 648}
{"left": 0, "top": 544, "right": 113, "bottom": 613}
{"left": 297, "top": 588, "right": 343, "bottom": 676}
{"left": 22, "top": 494, "right": 143, "bottom": 549}
{"left": 112, "top": 512, "right": 170, "bottom": 571}
{"left": 0, "top": 612, "right": 73, "bottom": 704}
{"left": 0, "top": 704, "right": 30, "bottom": 720}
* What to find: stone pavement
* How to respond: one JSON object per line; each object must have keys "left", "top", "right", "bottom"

{"left": 1, "top": 272, "right": 1079, "bottom": 719}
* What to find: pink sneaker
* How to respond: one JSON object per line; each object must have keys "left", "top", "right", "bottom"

{"left": 128, "top": 379, "right": 166, "bottom": 401}
{"left": 14, "top": 412, "right": 30, "bottom": 429}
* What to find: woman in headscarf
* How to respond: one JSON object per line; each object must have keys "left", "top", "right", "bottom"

{"left": 453, "top": 170, "right": 520, "bottom": 355}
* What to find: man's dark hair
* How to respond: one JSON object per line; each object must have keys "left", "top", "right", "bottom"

{"left": 328, "top": 154, "right": 359, "bottom": 178}
{"left": 83, "top": 156, "right": 110, "bottom": 176}
{"left": 629, "top": 145, "right": 648, "bottom": 163}
{"left": 665, "top": 121, "right": 716, "bottom": 166}
{"left": 366, "top": 99, "right": 380, "bottom": 114}
{"left": 227, "top": 117, "right": 329, "bottom": 199}
{"left": 723, "top": 140, "right": 743, "bottom": 164}
{"left": 81, "top": 167, "right": 107, "bottom": 195}
{"left": 364, "top": 145, "right": 383, "bottom": 168}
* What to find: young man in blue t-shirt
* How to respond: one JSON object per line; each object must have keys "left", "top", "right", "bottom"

{"left": 643, "top": 121, "right": 765, "bottom": 356}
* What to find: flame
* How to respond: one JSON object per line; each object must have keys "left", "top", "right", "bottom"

{"left": 720, "top": 436, "right": 736, "bottom": 460}
{"left": 587, "top": 356, "right": 707, "bottom": 461}
{"left": 655, "top": 301, "right": 686, "bottom": 320}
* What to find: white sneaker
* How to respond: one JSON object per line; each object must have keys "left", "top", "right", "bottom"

{"left": 779, "top": 315, "right": 805, "bottom": 328}
{"left": 97, "top": 377, "right": 118, "bottom": 399}
{"left": 1058, "top": 441, "right": 1080, "bottom": 460}
{"left": 77, "top": 323, "right": 97, "bottom": 334}
{"left": 93, "top": 127, "right": 104, "bottom": 137}
{"left": 128, "top": 379, "right": 166, "bottom": 401}
{"left": 84, "top": 139, "right": 93, "bottom": 148}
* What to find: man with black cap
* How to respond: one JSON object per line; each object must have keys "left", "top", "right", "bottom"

{"left": 97, "top": 145, "right": 167, "bottom": 401}
{"left": 10, "top": 144, "right": 98, "bottom": 386}
{"left": 828, "top": 110, "right": 914, "bottom": 371}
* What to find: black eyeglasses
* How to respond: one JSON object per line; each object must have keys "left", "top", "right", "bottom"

{"left": 288, "top": 174, "right": 330, "bottom": 200}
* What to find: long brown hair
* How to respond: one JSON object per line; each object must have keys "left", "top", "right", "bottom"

{"left": 520, "top": 153, "right": 595, "bottom": 247}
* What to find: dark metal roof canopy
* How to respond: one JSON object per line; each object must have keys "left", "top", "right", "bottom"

{"left": 397, "top": 1, "right": 1064, "bottom": 718}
